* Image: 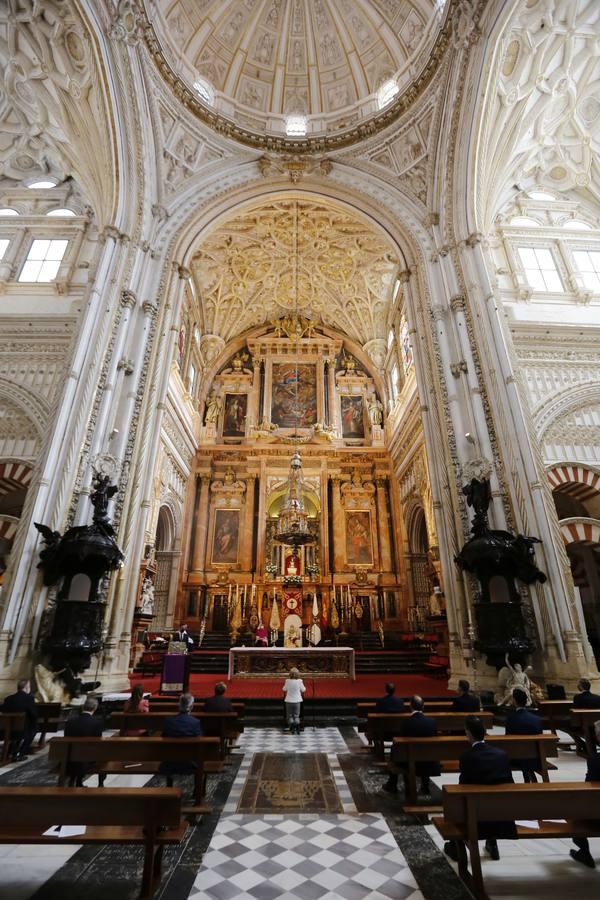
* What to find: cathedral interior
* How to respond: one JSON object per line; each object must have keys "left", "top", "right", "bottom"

{"left": 0, "top": 1, "right": 599, "bottom": 898}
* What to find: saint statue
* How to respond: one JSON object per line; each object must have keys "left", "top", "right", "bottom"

{"left": 368, "top": 394, "right": 384, "bottom": 427}
{"left": 204, "top": 391, "right": 222, "bottom": 425}
{"left": 140, "top": 575, "right": 155, "bottom": 615}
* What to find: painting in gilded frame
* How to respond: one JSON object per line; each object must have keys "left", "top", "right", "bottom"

{"left": 340, "top": 395, "right": 365, "bottom": 438}
{"left": 211, "top": 508, "right": 240, "bottom": 565}
{"left": 271, "top": 363, "right": 317, "bottom": 428}
{"left": 223, "top": 393, "right": 247, "bottom": 436}
{"left": 345, "top": 511, "right": 373, "bottom": 565}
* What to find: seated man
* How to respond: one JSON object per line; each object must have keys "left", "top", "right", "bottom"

{"left": 64, "top": 696, "right": 104, "bottom": 787}
{"left": 159, "top": 693, "right": 203, "bottom": 788}
{"left": 375, "top": 682, "right": 405, "bottom": 713}
{"left": 383, "top": 695, "right": 440, "bottom": 795}
{"left": 505, "top": 687, "right": 543, "bottom": 782}
{"left": 573, "top": 678, "right": 600, "bottom": 709}
{"left": 2, "top": 678, "right": 38, "bottom": 760}
{"left": 452, "top": 679, "right": 481, "bottom": 713}
{"left": 570, "top": 719, "right": 600, "bottom": 870}
{"left": 203, "top": 682, "right": 233, "bottom": 713}
{"left": 445, "top": 715, "right": 515, "bottom": 862}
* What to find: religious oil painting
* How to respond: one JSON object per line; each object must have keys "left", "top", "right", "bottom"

{"left": 345, "top": 511, "right": 373, "bottom": 565}
{"left": 340, "top": 395, "right": 365, "bottom": 438}
{"left": 211, "top": 509, "right": 240, "bottom": 565}
{"left": 223, "top": 393, "right": 247, "bottom": 436}
{"left": 271, "top": 363, "right": 317, "bottom": 428}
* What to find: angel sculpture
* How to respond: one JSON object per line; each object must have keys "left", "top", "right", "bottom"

{"left": 497, "top": 652, "right": 532, "bottom": 706}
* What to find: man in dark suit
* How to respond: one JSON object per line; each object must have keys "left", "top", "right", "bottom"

{"left": 505, "top": 687, "right": 543, "bottom": 782}
{"left": 64, "top": 696, "right": 104, "bottom": 786}
{"left": 452, "top": 679, "right": 481, "bottom": 713}
{"left": 570, "top": 720, "right": 600, "bottom": 869}
{"left": 160, "top": 693, "right": 203, "bottom": 787}
{"left": 375, "top": 682, "right": 405, "bottom": 713}
{"left": 383, "top": 696, "right": 440, "bottom": 795}
{"left": 2, "top": 678, "right": 38, "bottom": 760}
{"left": 445, "top": 715, "right": 515, "bottom": 862}
{"left": 175, "top": 624, "right": 195, "bottom": 650}
{"left": 203, "top": 682, "right": 233, "bottom": 712}
{"left": 573, "top": 678, "right": 600, "bottom": 709}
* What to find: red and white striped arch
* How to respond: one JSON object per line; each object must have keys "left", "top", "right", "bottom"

{"left": 0, "top": 516, "right": 19, "bottom": 543}
{"left": 560, "top": 518, "right": 600, "bottom": 547}
{"left": 547, "top": 464, "right": 600, "bottom": 504}
{"left": 0, "top": 460, "right": 33, "bottom": 496}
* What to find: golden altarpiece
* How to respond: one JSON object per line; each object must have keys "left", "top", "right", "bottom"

{"left": 175, "top": 317, "right": 409, "bottom": 640}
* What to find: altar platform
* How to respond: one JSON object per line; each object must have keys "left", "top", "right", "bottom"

{"left": 228, "top": 646, "right": 355, "bottom": 679}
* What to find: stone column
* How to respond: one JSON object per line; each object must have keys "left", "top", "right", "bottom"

{"left": 262, "top": 360, "right": 272, "bottom": 422}
{"left": 330, "top": 476, "right": 345, "bottom": 573}
{"left": 327, "top": 359, "right": 340, "bottom": 433}
{"left": 376, "top": 478, "right": 393, "bottom": 573}
{"left": 248, "top": 358, "right": 262, "bottom": 429}
{"left": 240, "top": 476, "right": 255, "bottom": 572}
{"left": 320, "top": 467, "right": 330, "bottom": 576}
{"left": 256, "top": 461, "right": 268, "bottom": 574}
{"left": 191, "top": 476, "right": 211, "bottom": 572}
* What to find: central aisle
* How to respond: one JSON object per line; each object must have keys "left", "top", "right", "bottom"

{"left": 188, "top": 728, "right": 423, "bottom": 900}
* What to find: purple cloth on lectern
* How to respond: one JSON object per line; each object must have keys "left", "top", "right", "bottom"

{"left": 161, "top": 654, "right": 189, "bottom": 694}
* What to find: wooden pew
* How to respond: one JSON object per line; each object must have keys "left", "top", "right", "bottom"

{"left": 110, "top": 711, "right": 242, "bottom": 760}
{"left": 0, "top": 786, "right": 186, "bottom": 899}
{"left": 148, "top": 700, "right": 245, "bottom": 717}
{"left": 392, "top": 733, "right": 559, "bottom": 806}
{"left": 535, "top": 700, "right": 573, "bottom": 735}
{"left": 432, "top": 782, "right": 600, "bottom": 900}
{"left": 0, "top": 712, "right": 26, "bottom": 763}
{"left": 367, "top": 711, "right": 494, "bottom": 760}
{"left": 48, "top": 735, "right": 221, "bottom": 812}
{"left": 570, "top": 708, "right": 600, "bottom": 755}
{"left": 36, "top": 702, "right": 63, "bottom": 749}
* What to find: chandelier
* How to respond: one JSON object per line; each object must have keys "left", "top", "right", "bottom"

{"left": 276, "top": 201, "right": 314, "bottom": 549}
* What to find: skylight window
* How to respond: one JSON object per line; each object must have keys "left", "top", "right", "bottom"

{"left": 18, "top": 239, "right": 68, "bottom": 282}
{"left": 285, "top": 115, "right": 307, "bottom": 137}
{"left": 563, "top": 220, "right": 592, "bottom": 231}
{"left": 378, "top": 79, "right": 399, "bottom": 109}
{"left": 27, "top": 180, "right": 57, "bottom": 189}
{"left": 193, "top": 78, "right": 214, "bottom": 105}
{"left": 528, "top": 191, "right": 555, "bottom": 201}
{"left": 0, "top": 239, "right": 9, "bottom": 261}
{"left": 0, "top": 208, "right": 19, "bottom": 216}
{"left": 572, "top": 250, "right": 600, "bottom": 292}
{"left": 509, "top": 217, "right": 539, "bottom": 227}
{"left": 47, "top": 208, "right": 76, "bottom": 217}
{"left": 517, "top": 247, "right": 564, "bottom": 293}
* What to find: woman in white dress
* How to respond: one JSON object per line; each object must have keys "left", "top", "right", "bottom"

{"left": 283, "top": 667, "right": 306, "bottom": 734}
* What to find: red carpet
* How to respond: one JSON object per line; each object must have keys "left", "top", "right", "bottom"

{"left": 129, "top": 673, "right": 453, "bottom": 699}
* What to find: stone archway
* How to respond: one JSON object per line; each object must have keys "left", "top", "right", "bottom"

{"left": 559, "top": 519, "right": 600, "bottom": 666}
{"left": 406, "top": 504, "right": 430, "bottom": 631}
{"left": 152, "top": 504, "right": 179, "bottom": 630}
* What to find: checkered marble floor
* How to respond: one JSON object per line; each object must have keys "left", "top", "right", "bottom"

{"left": 235, "top": 726, "right": 350, "bottom": 754}
{"left": 188, "top": 813, "right": 423, "bottom": 900}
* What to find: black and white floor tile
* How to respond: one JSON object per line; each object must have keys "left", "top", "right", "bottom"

{"left": 235, "top": 726, "right": 350, "bottom": 755}
{"left": 188, "top": 813, "right": 423, "bottom": 900}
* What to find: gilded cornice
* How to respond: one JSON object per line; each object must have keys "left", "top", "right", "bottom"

{"left": 139, "top": 0, "right": 482, "bottom": 156}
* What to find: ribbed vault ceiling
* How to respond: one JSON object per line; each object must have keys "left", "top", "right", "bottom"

{"left": 190, "top": 197, "right": 399, "bottom": 345}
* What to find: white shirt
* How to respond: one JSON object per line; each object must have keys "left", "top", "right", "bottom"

{"left": 283, "top": 679, "right": 306, "bottom": 703}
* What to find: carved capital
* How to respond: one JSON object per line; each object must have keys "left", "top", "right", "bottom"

{"left": 120, "top": 289, "right": 137, "bottom": 309}
{"left": 450, "top": 294, "right": 466, "bottom": 312}
{"left": 142, "top": 299, "right": 158, "bottom": 317}
{"left": 398, "top": 268, "right": 412, "bottom": 284}
{"left": 177, "top": 265, "right": 191, "bottom": 280}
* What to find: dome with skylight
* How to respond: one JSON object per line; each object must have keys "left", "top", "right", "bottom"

{"left": 143, "top": 0, "right": 451, "bottom": 147}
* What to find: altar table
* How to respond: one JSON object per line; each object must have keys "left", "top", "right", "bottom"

{"left": 228, "top": 646, "right": 355, "bottom": 680}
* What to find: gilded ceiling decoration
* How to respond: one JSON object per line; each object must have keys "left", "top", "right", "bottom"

{"left": 190, "top": 198, "right": 399, "bottom": 345}
{"left": 477, "top": 0, "right": 600, "bottom": 227}
{"left": 142, "top": 0, "right": 460, "bottom": 150}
